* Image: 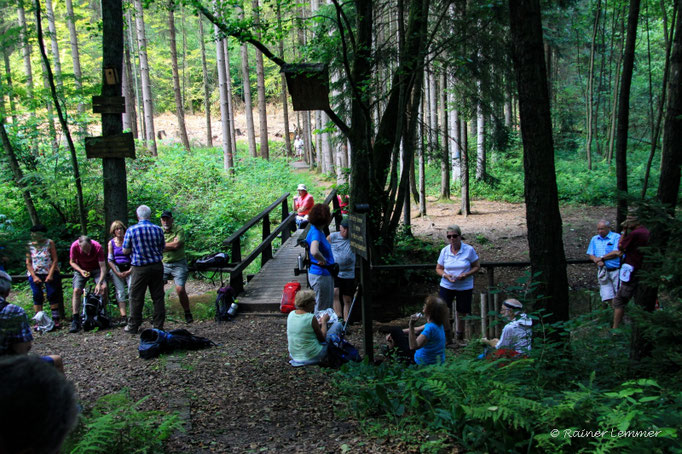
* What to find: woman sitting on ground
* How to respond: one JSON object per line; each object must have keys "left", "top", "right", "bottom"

{"left": 287, "top": 290, "right": 343, "bottom": 366}
{"left": 385, "top": 295, "right": 448, "bottom": 365}
{"left": 481, "top": 298, "right": 532, "bottom": 358}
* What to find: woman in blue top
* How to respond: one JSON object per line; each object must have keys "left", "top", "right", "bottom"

{"left": 306, "top": 204, "right": 335, "bottom": 312}
{"left": 436, "top": 225, "right": 480, "bottom": 343}
{"left": 385, "top": 295, "right": 448, "bottom": 365}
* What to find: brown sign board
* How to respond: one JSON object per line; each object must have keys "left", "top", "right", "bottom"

{"left": 92, "top": 96, "right": 125, "bottom": 114}
{"left": 85, "top": 133, "right": 136, "bottom": 159}
{"left": 349, "top": 213, "right": 368, "bottom": 260}
{"left": 282, "top": 63, "right": 330, "bottom": 111}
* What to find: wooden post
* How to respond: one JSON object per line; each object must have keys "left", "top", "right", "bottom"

{"left": 494, "top": 294, "right": 501, "bottom": 337}
{"left": 262, "top": 213, "right": 272, "bottom": 266}
{"left": 230, "top": 237, "right": 243, "bottom": 294}
{"left": 281, "top": 197, "right": 290, "bottom": 243}
{"left": 480, "top": 292, "right": 487, "bottom": 339}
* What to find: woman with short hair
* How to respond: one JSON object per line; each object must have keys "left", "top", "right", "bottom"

{"left": 306, "top": 203, "right": 335, "bottom": 312}
{"left": 286, "top": 290, "right": 343, "bottom": 366}
{"left": 107, "top": 220, "right": 130, "bottom": 319}
{"left": 25, "top": 224, "right": 61, "bottom": 326}
{"left": 436, "top": 225, "right": 480, "bottom": 343}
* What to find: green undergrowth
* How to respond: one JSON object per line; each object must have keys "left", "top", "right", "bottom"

{"left": 63, "top": 389, "right": 183, "bottom": 454}
{"left": 333, "top": 302, "right": 682, "bottom": 453}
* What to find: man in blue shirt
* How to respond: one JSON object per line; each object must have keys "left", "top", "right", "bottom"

{"left": 586, "top": 220, "right": 621, "bottom": 307}
{"left": 122, "top": 205, "right": 166, "bottom": 333}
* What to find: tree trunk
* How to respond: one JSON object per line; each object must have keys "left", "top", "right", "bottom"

{"left": 428, "top": 62, "right": 437, "bottom": 157}
{"left": 35, "top": 0, "right": 87, "bottom": 234}
{"left": 439, "top": 71, "right": 450, "bottom": 199}
{"left": 252, "top": 0, "right": 269, "bottom": 159}
{"left": 65, "top": 0, "right": 87, "bottom": 137}
{"left": 419, "top": 93, "right": 427, "bottom": 216}
{"left": 223, "top": 39, "right": 237, "bottom": 155}
{"left": 509, "top": 0, "right": 569, "bottom": 324}
{"left": 239, "top": 32, "right": 257, "bottom": 158}
{"left": 101, "top": 0, "right": 128, "bottom": 235}
{"left": 198, "top": 14, "right": 212, "bottom": 147}
{"left": 586, "top": 0, "right": 601, "bottom": 170}
{"left": 215, "top": 27, "right": 234, "bottom": 171}
{"left": 1, "top": 118, "right": 40, "bottom": 225}
{"left": 134, "top": 0, "right": 157, "bottom": 155}
{"left": 476, "top": 92, "right": 486, "bottom": 180}
{"left": 460, "top": 118, "right": 470, "bottom": 216}
{"left": 17, "top": 1, "right": 34, "bottom": 98}
{"left": 2, "top": 51, "right": 17, "bottom": 124}
{"left": 168, "top": 3, "right": 192, "bottom": 153}
{"left": 122, "top": 30, "right": 138, "bottom": 138}
{"left": 276, "top": 2, "right": 291, "bottom": 156}
{"left": 615, "top": 0, "right": 641, "bottom": 229}
{"left": 126, "top": 10, "right": 145, "bottom": 141}
{"left": 44, "top": 0, "right": 63, "bottom": 90}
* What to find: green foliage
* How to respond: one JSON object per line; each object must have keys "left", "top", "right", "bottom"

{"left": 63, "top": 390, "right": 183, "bottom": 454}
{"left": 334, "top": 303, "right": 682, "bottom": 453}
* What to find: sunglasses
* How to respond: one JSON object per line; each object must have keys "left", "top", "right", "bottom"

{"left": 447, "top": 234, "right": 460, "bottom": 239}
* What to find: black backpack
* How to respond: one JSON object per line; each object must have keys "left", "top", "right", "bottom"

{"left": 81, "top": 292, "right": 110, "bottom": 331}
{"left": 215, "top": 286, "right": 236, "bottom": 322}
{"left": 138, "top": 328, "right": 215, "bottom": 359}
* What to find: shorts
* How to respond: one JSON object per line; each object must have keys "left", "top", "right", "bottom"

{"left": 72, "top": 268, "right": 104, "bottom": 290}
{"left": 613, "top": 279, "right": 636, "bottom": 309}
{"left": 163, "top": 259, "right": 189, "bottom": 287}
{"left": 438, "top": 286, "right": 473, "bottom": 314}
{"left": 334, "top": 277, "right": 355, "bottom": 298}
{"left": 597, "top": 268, "right": 620, "bottom": 301}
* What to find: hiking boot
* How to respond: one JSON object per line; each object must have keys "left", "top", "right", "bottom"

{"left": 123, "top": 324, "right": 139, "bottom": 334}
{"left": 184, "top": 311, "right": 194, "bottom": 324}
{"left": 69, "top": 318, "right": 81, "bottom": 333}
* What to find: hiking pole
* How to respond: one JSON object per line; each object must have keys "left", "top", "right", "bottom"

{"left": 343, "top": 284, "right": 361, "bottom": 333}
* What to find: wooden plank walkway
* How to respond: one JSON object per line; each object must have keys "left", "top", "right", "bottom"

{"left": 237, "top": 229, "right": 309, "bottom": 312}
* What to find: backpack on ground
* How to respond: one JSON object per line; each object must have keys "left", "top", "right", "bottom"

{"left": 326, "top": 333, "right": 362, "bottom": 368}
{"left": 138, "top": 328, "right": 215, "bottom": 359}
{"left": 280, "top": 282, "right": 301, "bottom": 313}
{"left": 81, "top": 291, "right": 110, "bottom": 331}
{"left": 215, "top": 286, "right": 236, "bottom": 321}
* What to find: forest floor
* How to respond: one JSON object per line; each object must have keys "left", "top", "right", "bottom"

{"left": 28, "top": 112, "right": 615, "bottom": 452}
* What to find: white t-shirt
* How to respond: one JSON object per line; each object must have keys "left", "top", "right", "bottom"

{"left": 496, "top": 313, "right": 532, "bottom": 353}
{"left": 437, "top": 243, "right": 479, "bottom": 290}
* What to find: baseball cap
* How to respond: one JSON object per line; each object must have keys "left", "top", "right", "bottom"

{"left": 161, "top": 210, "right": 173, "bottom": 218}
{"left": 297, "top": 184, "right": 307, "bottom": 191}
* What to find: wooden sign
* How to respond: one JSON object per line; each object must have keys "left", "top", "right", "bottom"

{"left": 92, "top": 96, "right": 125, "bottom": 114}
{"left": 85, "top": 133, "right": 136, "bottom": 159}
{"left": 103, "top": 67, "right": 119, "bottom": 85}
{"left": 282, "top": 63, "right": 330, "bottom": 111}
{"left": 349, "top": 213, "right": 368, "bottom": 260}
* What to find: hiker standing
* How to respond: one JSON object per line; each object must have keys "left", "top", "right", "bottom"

{"left": 108, "top": 221, "right": 131, "bottom": 320}
{"left": 69, "top": 236, "right": 107, "bottom": 333}
{"left": 25, "top": 224, "right": 61, "bottom": 327}
{"left": 586, "top": 220, "right": 621, "bottom": 308}
{"left": 306, "top": 204, "right": 335, "bottom": 312}
{"left": 122, "top": 205, "right": 166, "bottom": 334}
{"left": 161, "top": 211, "right": 193, "bottom": 324}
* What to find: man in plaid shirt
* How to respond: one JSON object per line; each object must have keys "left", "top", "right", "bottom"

{"left": 0, "top": 271, "right": 32, "bottom": 355}
{"left": 122, "top": 205, "right": 166, "bottom": 333}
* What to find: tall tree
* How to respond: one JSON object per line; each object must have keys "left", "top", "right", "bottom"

{"left": 1, "top": 119, "right": 40, "bottom": 225}
{"left": 585, "top": 0, "right": 601, "bottom": 170}
{"left": 460, "top": 118, "right": 470, "bottom": 216}
{"left": 252, "top": 0, "right": 269, "bottom": 159}
{"left": 44, "top": 0, "right": 63, "bottom": 89}
{"left": 215, "top": 18, "right": 234, "bottom": 171}
{"left": 439, "top": 71, "right": 450, "bottom": 199}
{"left": 509, "top": 0, "right": 569, "bottom": 324}
{"left": 614, "top": 0, "right": 641, "bottom": 228}
{"left": 134, "top": 0, "right": 157, "bottom": 155}
{"left": 168, "top": 0, "right": 192, "bottom": 153}
{"left": 122, "top": 29, "right": 138, "bottom": 138}
{"left": 198, "top": 13, "right": 212, "bottom": 147}
{"left": 223, "top": 39, "right": 237, "bottom": 154}
{"left": 276, "top": 0, "right": 291, "bottom": 156}
{"left": 65, "top": 0, "right": 87, "bottom": 136}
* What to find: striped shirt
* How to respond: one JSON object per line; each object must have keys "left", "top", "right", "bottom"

{"left": 0, "top": 298, "right": 33, "bottom": 355}
{"left": 122, "top": 220, "right": 165, "bottom": 266}
{"left": 586, "top": 231, "right": 621, "bottom": 269}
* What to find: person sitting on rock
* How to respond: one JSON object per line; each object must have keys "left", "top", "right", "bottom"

{"left": 481, "top": 298, "right": 532, "bottom": 358}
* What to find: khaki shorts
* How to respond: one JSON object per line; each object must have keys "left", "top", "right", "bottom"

{"left": 612, "top": 280, "right": 636, "bottom": 309}
{"left": 163, "top": 259, "right": 189, "bottom": 287}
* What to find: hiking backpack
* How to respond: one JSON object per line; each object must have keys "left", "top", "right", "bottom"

{"left": 138, "top": 328, "right": 215, "bottom": 359}
{"left": 280, "top": 282, "right": 301, "bottom": 313}
{"left": 81, "top": 291, "right": 110, "bottom": 331}
{"left": 215, "top": 286, "right": 236, "bottom": 322}
{"left": 326, "top": 333, "right": 362, "bottom": 368}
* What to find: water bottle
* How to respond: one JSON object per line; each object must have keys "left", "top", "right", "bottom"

{"left": 297, "top": 254, "right": 304, "bottom": 271}
{"left": 227, "top": 302, "right": 238, "bottom": 317}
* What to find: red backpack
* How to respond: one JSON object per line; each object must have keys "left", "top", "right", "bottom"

{"left": 280, "top": 282, "right": 301, "bottom": 313}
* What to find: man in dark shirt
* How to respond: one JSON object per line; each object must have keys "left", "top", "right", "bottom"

{"left": 607, "top": 215, "right": 650, "bottom": 329}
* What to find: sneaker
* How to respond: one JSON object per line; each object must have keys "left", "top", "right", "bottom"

{"left": 184, "top": 311, "right": 194, "bottom": 324}
{"left": 69, "top": 318, "right": 81, "bottom": 333}
{"left": 123, "top": 324, "right": 138, "bottom": 334}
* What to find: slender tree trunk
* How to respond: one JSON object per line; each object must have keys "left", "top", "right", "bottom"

{"left": 180, "top": 4, "right": 189, "bottom": 114}
{"left": 240, "top": 42, "right": 257, "bottom": 157}
{"left": 215, "top": 24, "right": 234, "bottom": 171}
{"left": 134, "top": 0, "right": 157, "bottom": 155}
{"left": 65, "top": 0, "right": 87, "bottom": 136}
{"left": 122, "top": 32, "right": 138, "bottom": 138}
{"left": 1, "top": 118, "right": 40, "bottom": 225}
{"left": 476, "top": 91, "right": 486, "bottom": 180}
{"left": 586, "top": 0, "right": 601, "bottom": 170}
{"left": 198, "top": 14, "right": 212, "bottom": 147}
{"left": 168, "top": 3, "right": 192, "bottom": 153}
{"left": 223, "top": 39, "right": 237, "bottom": 154}
{"left": 428, "top": 62, "right": 437, "bottom": 157}
{"left": 419, "top": 94, "right": 426, "bottom": 215}
{"left": 448, "top": 76, "right": 460, "bottom": 181}
{"left": 439, "top": 71, "right": 450, "bottom": 199}
{"left": 44, "top": 0, "right": 63, "bottom": 90}
{"left": 252, "top": 0, "right": 269, "bottom": 159}
{"left": 276, "top": 2, "right": 291, "bottom": 156}
{"left": 126, "top": 10, "right": 145, "bottom": 141}
{"left": 35, "top": 0, "right": 87, "bottom": 233}
{"left": 460, "top": 118, "right": 470, "bottom": 216}
{"left": 2, "top": 51, "right": 17, "bottom": 124}
{"left": 615, "top": 0, "right": 641, "bottom": 229}
{"left": 509, "top": 0, "right": 569, "bottom": 325}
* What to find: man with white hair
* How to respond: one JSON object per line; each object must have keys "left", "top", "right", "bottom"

{"left": 122, "top": 205, "right": 166, "bottom": 333}
{"left": 481, "top": 299, "right": 532, "bottom": 357}
{"left": 293, "top": 184, "right": 314, "bottom": 228}
{"left": 586, "top": 219, "right": 621, "bottom": 307}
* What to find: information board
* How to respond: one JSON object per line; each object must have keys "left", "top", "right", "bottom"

{"left": 349, "top": 213, "right": 368, "bottom": 260}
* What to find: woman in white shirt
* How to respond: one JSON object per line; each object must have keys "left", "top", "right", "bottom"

{"left": 435, "top": 225, "right": 480, "bottom": 343}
